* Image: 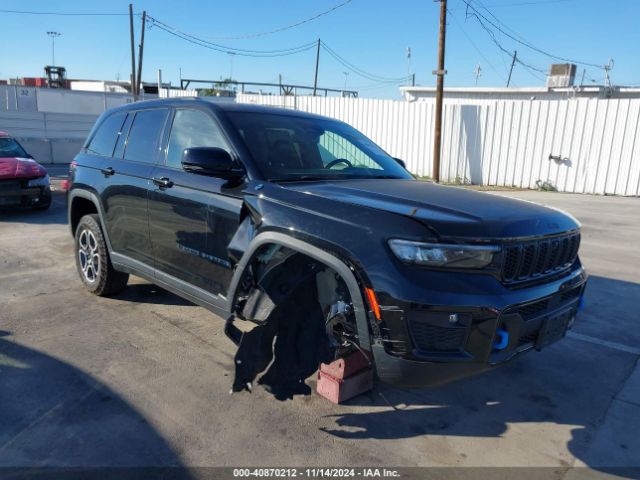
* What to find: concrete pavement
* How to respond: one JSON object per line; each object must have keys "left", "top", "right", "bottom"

{"left": 0, "top": 189, "right": 638, "bottom": 477}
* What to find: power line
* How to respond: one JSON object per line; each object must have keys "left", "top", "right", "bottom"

{"left": 462, "top": 0, "right": 605, "bottom": 69}
{"left": 449, "top": 10, "right": 507, "bottom": 82}
{"left": 0, "top": 8, "right": 129, "bottom": 16}
{"left": 200, "top": 0, "right": 354, "bottom": 40}
{"left": 146, "top": 15, "right": 317, "bottom": 57}
{"left": 481, "top": 0, "right": 574, "bottom": 6}
{"left": 320, "top": 41, "right": 410, "bottom": 83}
{"left": 452, "top": 5, "right": 552, "bottom": 85}
{"left": 458, "top": 0, "right": 593, "bottom": 84}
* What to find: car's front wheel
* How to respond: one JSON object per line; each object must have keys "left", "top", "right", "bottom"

{"left": 74, "top": 214, "right": 129, "bottom": 296}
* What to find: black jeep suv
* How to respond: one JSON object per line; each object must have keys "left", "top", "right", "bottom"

{"left": 68, "top": 98, "right": 586, "bottom": 389}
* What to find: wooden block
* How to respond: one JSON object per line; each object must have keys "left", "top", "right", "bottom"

{"left": 316, "top": 368, "right": 374, "bottom": 404}
{"left": 320, "top": 351, "right": 371, "bottom": 380}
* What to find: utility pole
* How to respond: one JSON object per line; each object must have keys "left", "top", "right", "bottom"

{"left": 432, "top": 0, "right": 447, "bottom": 183}
{"left": 46, "top": 31, "right": 61, "bottom": 66}
{"left": 604, "top": 58, "right": 614, "bottom": 92}
{"left": 313, "top": 38, "right": 321, "bottom": 96}
{"left": 474, "top": 64, "right": 482, "bottom": 86}
{"left": 506, "top": 50, "right": 517, "bottom": 87}
{"left": 136, "top": 11, "right": 146, "bottom": 98}
{"left": 129, "top": 3, "right": 137, "bottom": 100}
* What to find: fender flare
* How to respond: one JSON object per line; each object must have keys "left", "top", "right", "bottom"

{"left": 67, "top": 189, "right": 113, "bottom": 253}
{"left": 225, "top": 231, "right": 372, "bottom": 351}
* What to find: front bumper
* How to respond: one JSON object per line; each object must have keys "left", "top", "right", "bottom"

{"left": 0, "top": 179, "right": 51, "bottom": 207}
{"left": 370, "top": 266, "right": 587, "bottom": 388}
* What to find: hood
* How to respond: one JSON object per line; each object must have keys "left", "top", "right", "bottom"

{"left": 0, "top": 157, "right": 47, "bottom": 180}
{"left": 282, "top": 179, "right": 579, "bottom": 239}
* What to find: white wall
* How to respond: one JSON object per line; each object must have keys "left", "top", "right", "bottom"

{"left": 0, "top": 86, "right": 144, "bottom": 163}
{"left": 237, "top": 93, "right": 640, "bottom": 196}
{"left": 0, "top": 110, "right": 97, "bottom": 164}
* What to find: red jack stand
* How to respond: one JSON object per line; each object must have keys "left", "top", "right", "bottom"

{"left": 316, "top": 351, "right": 374, "bottom": 404}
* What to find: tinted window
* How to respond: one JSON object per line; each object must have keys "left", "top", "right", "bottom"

{"left": 124, "top": 109, "right": 169, "bottom": 163}
{"left": 166, "top": 109, "right": 229, "bottom": 169}
{"left": 0, "top": 137, "right": 28, "bottom": 158}
{"left": 87, "top": 112, "right": 126, "bottom": 157}
{"left": 113, "top": 113, "right": 134, "bottom": 158}
{"left": 226, "top": 112, "right": 412, "bottom": 181}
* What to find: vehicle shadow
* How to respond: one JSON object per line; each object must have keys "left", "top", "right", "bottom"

{"left": 0, "top": 330, "right": 191, "bottom": 472}
{"left": 0, "top": 191, "right": 67, "bottom": 225}
{"left": 111, "top": 283, "right": 194, "bottom": 307}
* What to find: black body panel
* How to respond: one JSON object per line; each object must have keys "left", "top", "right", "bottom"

{"left": 68, "top": 98, "right": 587, "bottom": 388}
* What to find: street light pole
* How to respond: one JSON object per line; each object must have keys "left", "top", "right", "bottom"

{"left": 47, "top": 31, "right": 61, "bottom": 66}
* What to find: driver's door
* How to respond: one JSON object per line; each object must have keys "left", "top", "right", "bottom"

{"left": 148, "top": 107, "right": 243, "bottom": 296}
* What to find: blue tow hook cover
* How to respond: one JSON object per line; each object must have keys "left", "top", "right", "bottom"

{"left": 493, "top": 328, "right": 509, "bottom": 350}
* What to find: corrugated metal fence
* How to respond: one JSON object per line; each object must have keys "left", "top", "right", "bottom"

{"left": 237, "top": 93, "right": 640, "bottom": 196}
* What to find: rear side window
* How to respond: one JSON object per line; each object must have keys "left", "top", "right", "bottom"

{"left": 87, "top": 112, "right": 127, "bottom": 157}
{"left": 113, "top": 113, "right": 134, "bottom": 158}
{"left": 124, "top": 109, "right": 169, "bottom": 164}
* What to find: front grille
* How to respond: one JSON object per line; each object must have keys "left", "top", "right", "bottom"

{"left": 411, "top": 323, "right": 467, "bottom": 353}
{"left": 518, "top": 332, "right": 539, "bottom": 346}
{"left": 514, "top": 298, "right": 551, "bottom": 320}
{"left": 502, "top": 284, "right": 584, "bottom": 347}
{"left": 0, "top": 179, "right": 21, "bottom": 192}
{"left": 502, "top": 232, "right": 580, "bottom": 284}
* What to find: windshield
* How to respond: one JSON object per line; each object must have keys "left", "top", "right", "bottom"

{"left": 226, "top": 111, "right": 413, "bottom": 182}
{"left": 0, "top": 137, "right": 28, "bottom": 158}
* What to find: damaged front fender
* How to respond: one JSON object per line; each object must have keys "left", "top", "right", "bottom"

{"left": 225, "top": 231, "right": 373, "bottom": 352}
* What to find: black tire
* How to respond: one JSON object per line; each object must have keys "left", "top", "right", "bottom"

{"left": 74, "top": 214, "right": 129, "bottom": 296}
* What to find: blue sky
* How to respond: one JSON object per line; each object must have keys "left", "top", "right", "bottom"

{"left": 1, "top": 0, "right": 639, "bottom": 99}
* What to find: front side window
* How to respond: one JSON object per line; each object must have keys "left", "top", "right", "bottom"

{"left": 86, "top": 112, "right": 127, "bottom": 157}
{"left": 227, "top": 112, "right": 411, "bottom": 181}
{"left": 166, "top": 109, "right": 229, "bottom": 169}
{"left": 124, "top": 109, "right": 169, "bottom": 164}
{"left": 0, "top": 137, "right": 28, "bottom": 158}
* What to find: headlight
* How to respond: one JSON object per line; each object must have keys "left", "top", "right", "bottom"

{"left": 27, "top": 175, "right": 49, "bottom": 187}
{"left": 388, "top": 239, "right": 499, "bottom": 269}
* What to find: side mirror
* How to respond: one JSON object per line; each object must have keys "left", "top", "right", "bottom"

{"left": 182, "top": 147, "right": 243, "bottom": 179}
{"left": 393, "top": 157, "right": 407, "bottom": 169}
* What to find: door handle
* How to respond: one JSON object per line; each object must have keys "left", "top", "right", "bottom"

{"left": 152, "top": 176, "right": 174, "bottom": 189}
{"left": 100, "top": 166, "right": 115, "bottom": 176}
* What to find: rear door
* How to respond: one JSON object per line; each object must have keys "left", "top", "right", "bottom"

{"left": 148, "top": 107, "right": 243, "bottom": 296}
{"left": 101, "top": 108, "right": 169, "bottom": 268}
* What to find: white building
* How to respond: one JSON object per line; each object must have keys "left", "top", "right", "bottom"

{"left": 399, "top": 85, "right": 640, "bottom": 104}
{"left": 70, "top": 80, "right": 130, "bottom": 94}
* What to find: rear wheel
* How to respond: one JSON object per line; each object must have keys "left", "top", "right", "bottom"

{"left": 74, "top": 214, "right": 129, "bottom": 296}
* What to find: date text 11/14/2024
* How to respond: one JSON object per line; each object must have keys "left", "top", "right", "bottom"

{"left": 232, "top": 468, "right": 401, "bottom": 478}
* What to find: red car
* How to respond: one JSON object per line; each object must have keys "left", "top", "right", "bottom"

{"left": 0, "top": 131, "right": 51, "bottom": 210}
